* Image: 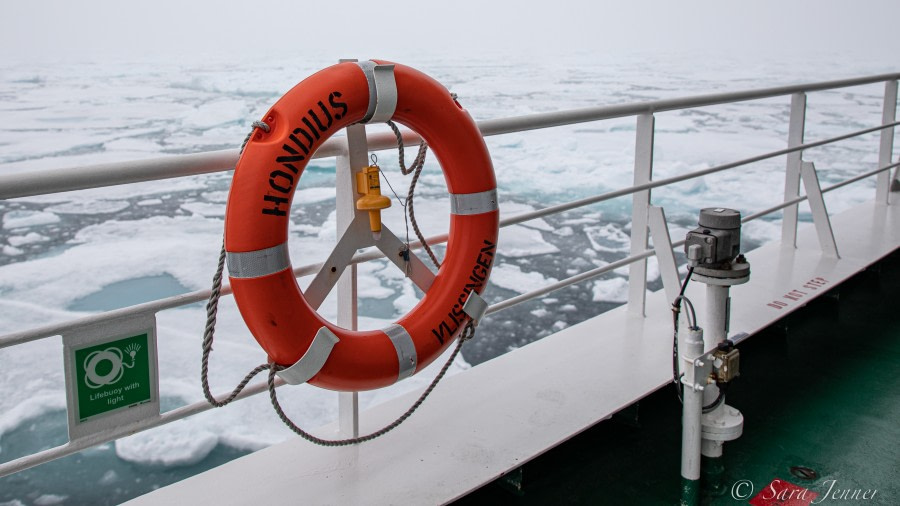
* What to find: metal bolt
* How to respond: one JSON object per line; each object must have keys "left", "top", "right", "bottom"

{"left": 790, "top": 466, "right": 818, "bottom": 481}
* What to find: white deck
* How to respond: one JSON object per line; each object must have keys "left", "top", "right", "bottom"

{"left": 128, "top": 200, "right": 900, "bottom": 506}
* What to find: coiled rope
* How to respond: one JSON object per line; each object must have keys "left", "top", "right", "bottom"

{"left": 200, "top": 119, "right": 473, "bottom": 444}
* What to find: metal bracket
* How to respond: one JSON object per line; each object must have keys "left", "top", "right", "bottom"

{"left": 374, "top": 224, "right": 436, "bottom": 292}
{"left": 462, "top": 290, "right": 488, "bottom": 324}
{"left": 800, "top": 161, "right": 840, "bottom": 258}
{"left": 303, "top": 215, "right": 371, "bottom": 310}
{"left": 383, "top": 323, "right": 417, "bottom": 381}
{"left": 276, "top": 327, "right": 340, "bottom": 385}
{"left": 647, "top": 205, "right": 682, "bottom": 304}
{"left": 356, "top": 61, "right": 397, "bottom": 124}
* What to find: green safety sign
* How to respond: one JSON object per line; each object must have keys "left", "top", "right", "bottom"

{"left": 73, "top": 332, "right": 152, "bottom": 421}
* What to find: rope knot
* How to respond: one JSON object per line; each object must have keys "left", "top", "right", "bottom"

{"left": 240, "top": 120, "right": 272, "bottom": 153}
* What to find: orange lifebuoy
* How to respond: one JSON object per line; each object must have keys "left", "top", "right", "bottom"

{"left": 224, "top": 60, "right": 499, "bottom": 391}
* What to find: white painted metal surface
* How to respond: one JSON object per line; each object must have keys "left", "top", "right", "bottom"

{"left": 801, "top": 161, "right": 840, "bottom": 258}
{"left": 628, "top": 113, "right": 655, "bottom": 316}
{"left": 680, "top": 327, "right": 707, "bottom": 482}
{"left": 336, "top": 122, "right": 368, "bottom": 437}
{"left": 876, "top": 81, "right": 898, "bottom": 204}
{"left": 648, "top": 205, "right": 682, "bottom": 304}
{"left": 781, "top": 92, "right": 807, "bottom": 247}
{"left": 125, "top": 201, "right": 900, "bottom": 506}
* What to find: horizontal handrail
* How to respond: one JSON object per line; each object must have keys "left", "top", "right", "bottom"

{"left": 4, "top": 157, "right": 897, "bottom": 476}
{"left": 490, "top": 159, "right": 900, "bottom": 313}
{"left": 478, "top": 73, "right": 900, "bottom": 135}
{"left": 0, "top": 374, "right": 287, "bottom": 477}
{"left": 495, "top": 121, "right": 900, "bottom": 228}
{"left": 742, "top": 160, "right": 900, "bottom": 222}
{"left": 2, "top": 120, "right": 897, "bottom": 350}
{"left": 1, "top": 73, "right": 897, "bottom": 200}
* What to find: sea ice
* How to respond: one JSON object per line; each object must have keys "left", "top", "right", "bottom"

{"left": 295, "top": 187, "right": 336, "bottom": 204}
{"left": 584, "top": 223, "right": 630, "bottom": 252}
{"left": 357, "top": 274, "right": 394, "bottom": 300}
{"left": 498, "top": 225, "right": 559, "bottom": 257}
{"left": 180, "top": 202, "right": 224, "bottom": 217}
{"left": 32, "top": 496, "right": 67, "bottom": 506}
{"left": 2, "top": 210, "right": 60, "bottom": 229}
{"left": 500, "top": 202, "right": 554, "bottom": 231}
{"left": 490, "top": 263, "right": 558, "bottom": 294}
{"left": 98, "top": 470, "right": 119, "bottom": 485}
{"left": 45, "top": 200, "right": 130, "bottom": 215}
{"left": 116, "top": 422, "right": 219, "bottom": 467}
{"left": 592, "top": 277, "right": 629, "bottom": 303}
{"left": 7, "top": 232, "right": 48, "bottom": 246}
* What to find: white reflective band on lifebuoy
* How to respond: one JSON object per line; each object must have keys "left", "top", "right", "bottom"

{"left": 383, "top": 323, "right": 417, "bottom": 380}
{"left": 450, "top": 189, "right": 498, "bottom": 215}
{"left": 356, "top": 61, "right": 397, "bottom": 124}
{"left": 226, "top": 243, "right": 291, "bottom": 279}
{"left": 276, "top": 327, "right": 340, "bottom": 385}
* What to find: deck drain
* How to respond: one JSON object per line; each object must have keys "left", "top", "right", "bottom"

{"left": 790, "top": 465, "right": 818, "bottom": 480}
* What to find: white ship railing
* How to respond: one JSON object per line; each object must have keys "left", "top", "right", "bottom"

{"left": 0, "top": 72, "right": 898, "bottom": 478}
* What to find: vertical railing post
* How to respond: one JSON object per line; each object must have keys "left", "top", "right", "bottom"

{"left": 876, "top": 80, "right": 897, "bottom": 205}
{"left": 781, "top": 92, "right": 807, "bottom": 247}
{"left": 627, "top": 113, "right": 655, "bottom": 316}
{"left": 335, "top": 123, "right": 368, "bottom": 437}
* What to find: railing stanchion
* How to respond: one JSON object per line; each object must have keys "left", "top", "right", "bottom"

{"left": 647, "top": 206, "right": 682, "bottom": 304}
{"left": 782, "top": 92, "right": 807, "bottom": 248}
{"left": 800, "top": 162, "right": 840, "bottom": 258}
{"left": 877, "top": 80, "right": 898, "bottom": 204}
{"left": 335, "top": 124, "right": 368, "bottom": 438}
{"left": 627, "top": 113, "right": 655, "bottom": 316}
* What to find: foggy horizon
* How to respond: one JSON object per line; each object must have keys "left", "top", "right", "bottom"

{"left": 2, "top": 0, "right": 898, "bottom": 68}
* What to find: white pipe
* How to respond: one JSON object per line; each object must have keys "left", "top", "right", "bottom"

{"left": 704, "top": 284, "right": 730, "bottom": 347}
{"left": 681, "top": 327, "right": 706, "bottom": 481}
{"left": 701, "top": 283, "right": 731, "bottom": 458}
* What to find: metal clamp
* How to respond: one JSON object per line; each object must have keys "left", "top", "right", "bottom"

{"left": 276, "top": 327, "right": 339, "bottom": 385}
{"left": 462, "top": 291, "right": 488, "bottom": 325}
{"left": 356, "top": 61, "right": 397, "bottom": 124}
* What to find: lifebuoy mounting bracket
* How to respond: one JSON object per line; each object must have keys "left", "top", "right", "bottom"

{"left": 277, "top": 327, "right": 340, "bottom": 385}
{"left": 356, "top": 61, "right": 397, "bottom": 124}
{"left": 462, "top": 291, "right": 488, "bottom": 325}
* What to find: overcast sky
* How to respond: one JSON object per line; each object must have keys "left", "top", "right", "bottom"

{"left": 1, "top": 0, "right": 898, "bottom": 65}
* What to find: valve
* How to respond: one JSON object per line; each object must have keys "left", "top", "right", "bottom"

{"left": 356, "top": 164, "right": 392, "bottom": 240}
{"left": 711, "top": 340, "right": 740, "bottom": 384}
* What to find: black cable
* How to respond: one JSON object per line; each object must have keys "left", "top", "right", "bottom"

{"left": 672, "top": 267, "right": 694, "bottom": 404}
{"left": 672, "top": 266, "right": 733, "bottom": 412}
